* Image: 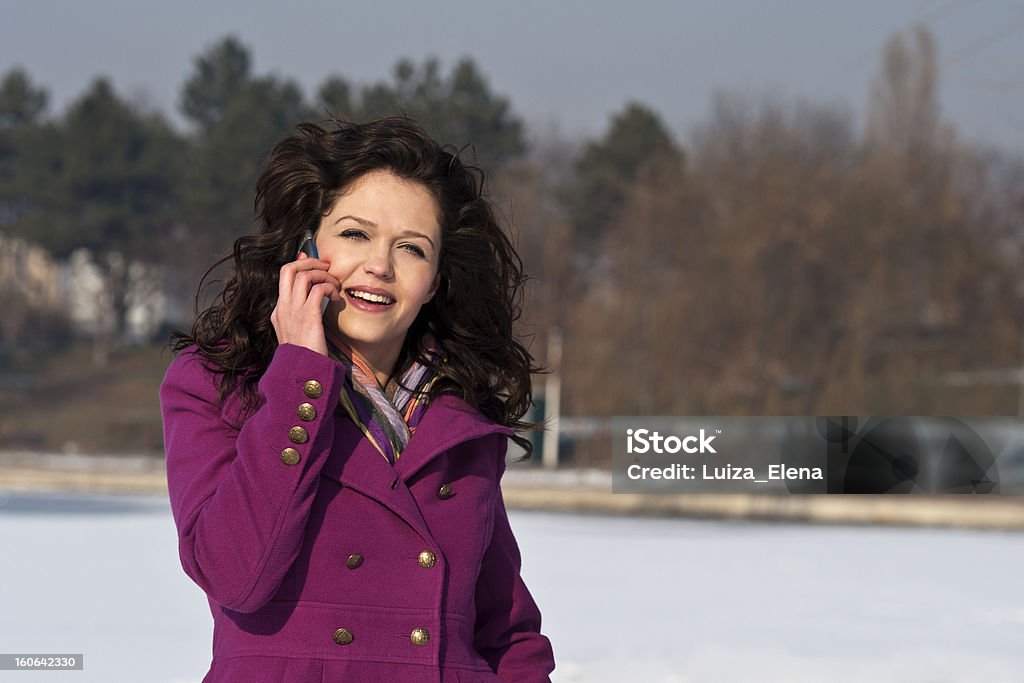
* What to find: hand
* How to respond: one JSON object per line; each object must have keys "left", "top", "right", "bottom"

{"left": 270, "top": 252, "right": 342, "bottom": 356}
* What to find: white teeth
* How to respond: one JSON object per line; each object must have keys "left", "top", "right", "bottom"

{"left": 348, "top": 289, "right": 394, "bottom": 304}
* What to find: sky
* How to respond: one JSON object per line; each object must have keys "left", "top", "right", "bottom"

{"left": 3, "top": 0, "right": 1024, "bottom": 153}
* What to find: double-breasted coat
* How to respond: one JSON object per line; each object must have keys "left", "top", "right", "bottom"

{"left": 160, "top": 343, "right": 556, "bottom": 682}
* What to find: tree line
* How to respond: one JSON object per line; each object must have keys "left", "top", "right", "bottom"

{"left": 0, "top": 35, "right": 524, "bottom": 357}
{"left": 2, "top": 28, "right": 1023, "bottom": 459}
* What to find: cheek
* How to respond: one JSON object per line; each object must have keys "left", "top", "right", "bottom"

{"left": 399, "top": 262, "right": 437, "bottom": 302}
{"left": 322, "top": 251, "right": 356, "bottom": 276}
{"left": 416, "top": 271, "right": 440, "bottom": 304}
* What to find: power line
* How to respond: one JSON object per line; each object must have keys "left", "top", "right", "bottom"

{"left": 948, "top": 72, "right": 1024, "bottom": 92}
{"left": 842, "top": 0, "right": 983, "bottom": 74}
{"left": 913, "top": 0, "right": 987, "bottom": 25}
{"left": 944, "top": 15, "right": 1024, "bottom": 66}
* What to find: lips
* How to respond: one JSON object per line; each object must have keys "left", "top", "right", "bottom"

{"left": 345, "top": 286, "right": 395, "bottom": 306}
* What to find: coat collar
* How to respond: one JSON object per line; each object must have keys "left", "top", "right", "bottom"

{"left": 320, "top": 394, "right": 513, "bottom": 542}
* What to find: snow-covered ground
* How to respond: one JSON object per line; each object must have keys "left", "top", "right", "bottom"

{"left": 1, "top": 490, "right": 1023, "bottom": 683}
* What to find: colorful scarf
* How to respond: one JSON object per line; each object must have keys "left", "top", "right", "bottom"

{"left": 324, "top": 327, "right": 441, "bottom": 465}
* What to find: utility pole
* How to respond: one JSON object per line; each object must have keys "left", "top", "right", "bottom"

{"left": 542, "top": 327, "right": 562, "bottom": 469}
{"left": 1017, "top": 325, "right": 1024, "bottom": 417}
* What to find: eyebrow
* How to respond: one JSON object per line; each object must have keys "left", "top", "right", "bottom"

{"left": 334, "top": 215, "right": 436, "bottom": 248}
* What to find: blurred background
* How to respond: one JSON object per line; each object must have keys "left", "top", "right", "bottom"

{"left": 3, "top": 1, "right": 1024, "bottom": 681}
{"left": 3, "top": 1, "right": 1024, "bottom": 460}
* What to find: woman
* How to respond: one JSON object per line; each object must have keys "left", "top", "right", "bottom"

{"left": 160, "top": 116, "right": 556, "bottom": 682}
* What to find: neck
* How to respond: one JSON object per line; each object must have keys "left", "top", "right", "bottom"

{"left": 364, "top": 344, "right": 405, "bottom": 387}
{"left": 343, "top": 343, "right": 400, "bottom": 389}
{"left": 368, "top": 364, "right": 391, "bottom": 388}
{"left": 323, "top": 329, "right": 407, "bottom": 388}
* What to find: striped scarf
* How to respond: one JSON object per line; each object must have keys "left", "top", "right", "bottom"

{"left": 324, "top": 327, "right": 440, "bottom": 465}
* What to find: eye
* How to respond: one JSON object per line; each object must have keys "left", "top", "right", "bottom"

{"left": 400, "top": 243, "right": 426, "bottom": 258}
{"left": 340, "top": 229, "right": 368, "bottom": 240}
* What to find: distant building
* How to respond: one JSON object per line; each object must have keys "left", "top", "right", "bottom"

{"left": 0, "top": 234, "right": 167, "bottom": 346}
{"left": 61, "top": 248, "right": 168, "bottom": 343}
{"left": 0, "top": 232, "right": 62, "bottom": 309}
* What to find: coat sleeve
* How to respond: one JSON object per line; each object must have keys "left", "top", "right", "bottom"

{"left": 473, "top": 444, "right": 556, "bottom": 682}
{"left": 160, "top": 343, "right": 345, "bottom": 613}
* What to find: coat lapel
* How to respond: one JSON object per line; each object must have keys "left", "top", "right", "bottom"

{"left": 320, "top": 394, "right": 513, "bottom": 542}
{"left": 394, "top": 394, "right": 514, "bottom": 482}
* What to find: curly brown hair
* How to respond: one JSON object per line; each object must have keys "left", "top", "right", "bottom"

{"left": 170, "top": 116, "right": 540, "bottom": 456}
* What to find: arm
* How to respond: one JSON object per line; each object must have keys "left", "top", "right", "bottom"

{"left": 473, "top": 447, "right": 556, "bottom": 682}
{"left": 160, "top": 343, "right": 343, "bottom": 613}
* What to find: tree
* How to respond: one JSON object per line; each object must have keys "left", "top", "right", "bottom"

{"left": 0, "top": 68, "right": 48, "bottom": 129}
{"left": 0, "top": 69, "right": 66, "bottom": 354}
{"left": 181, "top": 35, "right": 253, "bottom": 132}
{"left": 5, "top": 77, "right": 182, "bottom": 354}
{"left": 181, "top": 74, "right": 309, "bottom": 241}
{"left": 438, "top": 58, "right": 524, "bottom": 167}
{"left": 161, "top": 36, "right": 315, "bottom": 333}
{"left": 866, "top": 25, "right": 942, "bottom": 158}
{"left": 562, "top": 81, "right": 1023, "bottom": 428}
{"left": 315, "top": 76, "right": 354, "bottom": 119}
{"left": 0, "top": 68, "right": 51, "bottom": 220}
{"left": 567, "top": 101, "right": 684, "bottom": 253}
{"left": 316, "top": 56, "right": 525, "bottom": 172}
{"left": 178, "top": 37, "right": 311, "bottom": 249}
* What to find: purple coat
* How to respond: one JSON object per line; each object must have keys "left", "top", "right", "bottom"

{"left": 160, "top": 343, "right": 555, "bottom": 682}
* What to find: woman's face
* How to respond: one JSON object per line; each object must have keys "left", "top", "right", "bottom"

{"left": 315, "top": 170, "right": 441, "bottom": 377}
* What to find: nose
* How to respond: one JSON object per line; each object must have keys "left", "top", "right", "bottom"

{"left": 362, "top": 245, "right": 393, "bottom": 279}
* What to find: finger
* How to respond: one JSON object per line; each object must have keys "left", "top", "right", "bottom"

{"left": 307, "top": 282, "right": 338, "bottom": 311}
{"left": 303, "top": 279, "right": 340, "bottom": 305}
{"left": 280, "top": 260, "right": 329, "bottom": 299}
{"left": 278, "top": 263, "right": 297, "bottom": 307}
{"left": 309, "top": 281, "right": 338, "bottom": 298}
{"left": 323, "top": 281, "right": 343, "bottom": 301}
{"left": 283, "top": 257, "right": 331, "bottom": 276}
{"left": 293, "top": 269, "right": 340, "bottom": 296}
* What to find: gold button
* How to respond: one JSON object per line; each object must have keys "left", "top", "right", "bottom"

{"left": 410, "top": 627, "right": 429, "bottom": 646}
{"left": 346, "top": 553, "right": 364, "bottom": 569}
{"left": 333, "top": 628, "right": 353, "bottom": 645}
{"left": 280, "top": 448, "right": 301, "bottom": 466}
{"left": 303, "top": 380, "right": 323, "bottom": 399}
{"left": 418, "top": 550, "right": 436, "bottom": 568}
{"left": 297, "top": 402, "right": 317, "bottom": 421}
{"left": 437, "top": 484, "right": 452, "bottom": 499}
{"left": 289, "top": 426, "right": 309, "bottom": 444}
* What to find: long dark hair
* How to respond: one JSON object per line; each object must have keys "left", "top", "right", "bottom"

{"left": 170, "top": 116, "right": 540, "bottom": 456}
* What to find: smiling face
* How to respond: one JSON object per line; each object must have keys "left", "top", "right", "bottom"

{"left": 315, "top": 170, "right": 442, "bottom": 382}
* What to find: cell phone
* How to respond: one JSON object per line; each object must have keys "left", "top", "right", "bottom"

{"left": 297, "top": 230, "right": 330, "bottom": 315}
{"left": 298, "top": 229, "right": 319, "bottom": 259}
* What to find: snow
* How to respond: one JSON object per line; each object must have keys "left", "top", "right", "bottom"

{"left": 1, "top": 491, "right": 1023, "bottom": 683}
